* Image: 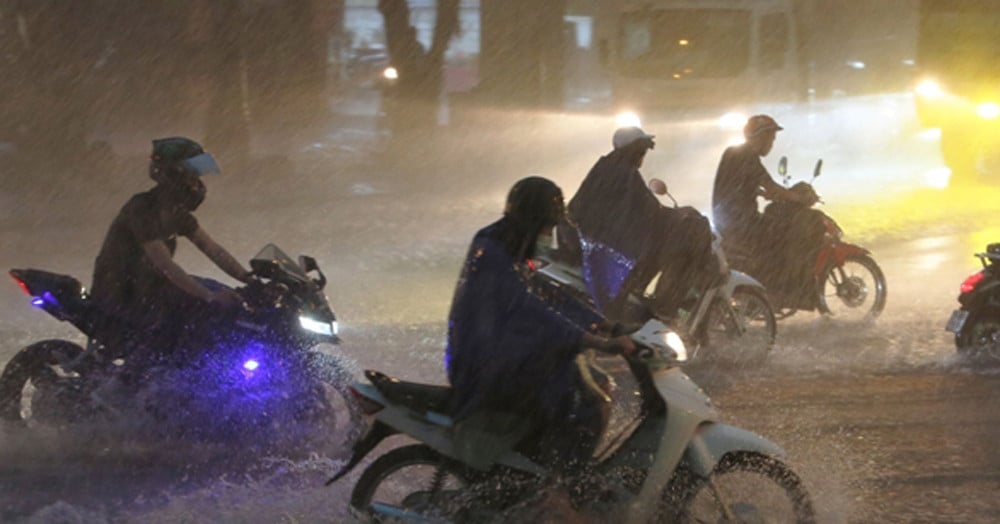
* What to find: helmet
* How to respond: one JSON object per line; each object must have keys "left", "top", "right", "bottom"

{"left": 743, "top": 115, "right": 783, "bottom": 139}
{"left": 149, "top": 137, "right": 217, "bottom": 211}
{"left": 149, "top": 137, "right": 221, "bottom": 184}
{"left": 613, "top": 126, "right": 655, "bottom": 150}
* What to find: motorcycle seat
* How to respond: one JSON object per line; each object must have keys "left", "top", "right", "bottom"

{"left": 364, "top": 370, "right": 452, "bottom": 414}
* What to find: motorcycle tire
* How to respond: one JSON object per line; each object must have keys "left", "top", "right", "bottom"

{"left": 955, "top": 306, "right": 1000, "bottom": 362}
{"left": 663, "top": 451, "right": 817, "bottom": 524}
{"left": 698, "top": 286, "right": 777, "bottom": 367}
{"left": 300, "top": 351, "right": 365, "bottom": 458}
{"left": 349, "top": 444, "right": 472, "bottom": 520}
{"left": 817, "top": 254, "right": 887, "bottom": 321}
{"left": 0, "top": 339, "right": 85, "bottom": 425}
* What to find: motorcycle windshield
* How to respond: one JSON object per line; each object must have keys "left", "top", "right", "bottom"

{"left": 251, "top": 244, "right": 310, "bottom": 282}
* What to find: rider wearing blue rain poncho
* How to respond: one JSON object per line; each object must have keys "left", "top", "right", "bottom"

{"left": 445, "top": 177, "right": 634, "bottom": 469}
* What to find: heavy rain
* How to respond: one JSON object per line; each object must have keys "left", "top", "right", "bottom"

{"left": 1, "top": 0, "right": 999, "bottom": 522}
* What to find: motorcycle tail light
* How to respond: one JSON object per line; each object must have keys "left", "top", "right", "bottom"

{"left": 10, "top": 273, "right": 31, "bottom": 296}
{"left": 961, "top": 271, "right": 986, "bottom": 294}
{"left": 349, "top": 386, "right": 384, "bottom": 415}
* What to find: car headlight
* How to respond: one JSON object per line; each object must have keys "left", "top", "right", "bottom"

{"left": 615, "top": 111, "right": 642, "bottom": 129}
{"left": 299, "top": 315, "right": 336, "bottom": 336}
{"left": 977, "top": 102, "right": 1000, "bottom": 120}
{"left": 915, "top": 78, "right": 944, "bottom": 99}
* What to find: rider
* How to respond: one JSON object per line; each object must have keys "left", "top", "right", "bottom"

{"left": 711, "top": 114, "right": 817, "bottom": 255}
{"left": 711, "top": 115, "right": 820, "bottom": 301}
{"left": 566, "top": 126, "right": 716, "bottom": 319}
{"left": 90, "top": 136, "right": 251, "bottom": 360}
{"left": 446, "top": 176, "right": 635, "bottom": 470}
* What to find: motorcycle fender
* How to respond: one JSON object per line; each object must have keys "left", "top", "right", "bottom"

{"left": 816, "top": 243, "right": 870, "bottom": 275}
{"left": 325, "top": 419, "right": 397, "bottom": 485}
{"left": 683, "top": 422, "right": 786, "bottom": 477}
{"left": 722, "top": 270, "right": 766, "bottom": 296}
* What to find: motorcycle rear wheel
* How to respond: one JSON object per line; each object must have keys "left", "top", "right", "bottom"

{"left": 665, "top": 451, "right": 816, "bottom": 524}
{"left": 956, "top": 307, "right": 1000, "bottom": 362}
{"left": 818, "top": 254, "right": 887, "bottom": 322}
{"left": 0, "top": 339, "right": 85, "bottom": 425}
{"left": 699, "top": 287, "right": 777, "bottom": 367}
{"left": 349, "top": 444, "right": 472, "bottom": 520}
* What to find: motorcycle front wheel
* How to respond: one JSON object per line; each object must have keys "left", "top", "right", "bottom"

{"left": 665, "top": 451, "right": 816, "bottom": 524}
{"left": 349, "top": 444, "right": 472, "bottom": 520}
{"left": 699, "top": 287, "right": 777, "bottom": 367}
{"left": 818, "top": 254, "right": 887, "bottom": 322}
{"left": 956, "top": 307, "right": 1000, "bottom": 362}
{"left": 297, "top": 350, "right": 365, "bottom": 458}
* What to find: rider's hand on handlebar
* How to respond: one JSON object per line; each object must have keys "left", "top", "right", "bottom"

{"left": 209, "top": 288, "right": 244, "bottom": 311}
{"left": 611, "top": 334, "right": 637, "bottom": 357}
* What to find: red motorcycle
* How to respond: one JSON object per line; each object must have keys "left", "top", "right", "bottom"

{"left": 726, "top": 157, "right": 888, "bottom": 321}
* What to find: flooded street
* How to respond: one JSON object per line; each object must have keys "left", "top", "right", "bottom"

{"left": 2, "top": 92, "right": 1000, "bottom": 522}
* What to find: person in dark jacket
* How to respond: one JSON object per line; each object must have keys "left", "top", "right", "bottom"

{"left": 90, "top": 137, "right": 251, "bottom": 360}
{"left": 445, "top": 176, "right": 634, "bottom": 469}
{"left": 711, "top": 114, "right": 817, "bottom": 253}
{"left": 567, "top": 127, "right": 716, "bottom": 319}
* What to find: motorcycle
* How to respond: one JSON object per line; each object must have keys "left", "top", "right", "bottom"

{"left": 726, "top": 157, "right": 888, "bottom": 321}
{"left": 945, "top": 242, "right": 1000, "bottom": 359}
{"left": 542, "top": 178, "right": 776, "bottom": 367}
{"left": 327, "top": 318, "right": 815, "bottom": 522}
{"left": 1, "top": 244, "right": 362, "bottom": 456}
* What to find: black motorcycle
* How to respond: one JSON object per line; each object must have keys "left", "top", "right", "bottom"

{"left": 946, "top": 242, "right": 1000, "bottom": 360}
{"left": 1, "top": 244, "right": 362, "bottom": 456}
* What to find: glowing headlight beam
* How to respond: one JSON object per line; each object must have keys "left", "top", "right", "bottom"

{"left": 382, "top": 66, "right": 398, "bottom": 80}
{"left": 299, "top": 316, "right": 335, "bottom": 336}
{"left": 615, "top": 111, "right": 642, "bottom": 129}
{"left": 915, "top": 78, "right": 944, "bottom": 99}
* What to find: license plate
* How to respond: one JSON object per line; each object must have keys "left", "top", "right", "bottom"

{"left": 945, "top": 309, "right": 969, "bottom": 333}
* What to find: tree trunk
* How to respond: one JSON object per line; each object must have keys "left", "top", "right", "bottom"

{"left": 377, "top": 0, "right": 460, "bottom": 137}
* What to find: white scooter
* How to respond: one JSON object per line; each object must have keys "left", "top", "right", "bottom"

{"left": 328, "top": 318, "right": 815, "bottom": 523}
{"left": 538, "top": 178, "right": 777, "bottom": 367}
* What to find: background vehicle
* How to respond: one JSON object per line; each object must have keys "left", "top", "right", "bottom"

{"left": 544, "top": 179, "right": 776, "bottom": 368}
{"left": 330, "top": 318, "right": 815, "bottom": 523}
{"left": 946, "top": 242, "right": 1000, "bottom": 360}
{"left": 593, "top": 0, "right": 801, "bottom": 112}
{"left": 726, "top": 157, "right": 888, "bottom": 322}
{"left": 1, "top": 244, "right": 362, "bottom": 456}
{"left": 913, "top": 0, "right": 1000, "bottom": 183}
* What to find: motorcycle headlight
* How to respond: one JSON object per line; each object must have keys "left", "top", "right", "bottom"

{"left": 633, "top": 319, "right": 688, "bottom": 362}
{"left": 915, "top": 78, "right": 944, "bottom": 99}
{"left": 977, "top": 102, "right": 1000, "bottom": 120}
{"left": 299, "top": 315, "right": 336, "bottom": 336}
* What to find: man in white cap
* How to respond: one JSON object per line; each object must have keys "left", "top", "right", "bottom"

{"left": 565, "top": 126, "right": 716, "bottom": 319}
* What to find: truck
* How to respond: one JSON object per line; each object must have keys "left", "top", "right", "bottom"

{"left": 592, "top": 0, "right": 802, "bottom": 122}
{"left": 913, "top": 0, "right": 1000, "bottom": 184}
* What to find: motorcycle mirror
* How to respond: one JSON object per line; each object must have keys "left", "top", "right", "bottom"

{"left": 299, "top": 255, "right": 327, "bottom": 289}
{"left": 648, "top": 178, "right": 668, "bottom": 196}
{"left": 813, "top": 159, "right": 824, "bottom": 179}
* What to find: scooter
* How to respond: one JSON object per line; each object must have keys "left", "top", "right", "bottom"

{"left": 540, "top": 178, "right": 776, "bottom": 367}
{"left": 328, "top": 318, "right": 815, "bottom": 523}
{"left": 1, "top": 244, "right": 362, "bottom": 455}
{"left": 726, "top": 157, "right": 888, "bottom": 321}
{"left": 946, "top": 242, "right": 1000, "bottom": 360}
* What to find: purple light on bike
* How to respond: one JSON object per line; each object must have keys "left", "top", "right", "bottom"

{"left": 243, "top": 359, "right": 260, "bottom": 371}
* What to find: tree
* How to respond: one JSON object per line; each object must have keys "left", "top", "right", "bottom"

{"left": 377, "top": 0, "right": 461, "bottom": 136}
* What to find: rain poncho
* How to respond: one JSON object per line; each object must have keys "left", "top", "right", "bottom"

{"left": 445, "top": 218, "right": 604, "bottom": 424}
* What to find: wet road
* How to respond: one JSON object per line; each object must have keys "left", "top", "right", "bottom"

{"left": 2, "top": 92, "right": 1000, "bottom": 522}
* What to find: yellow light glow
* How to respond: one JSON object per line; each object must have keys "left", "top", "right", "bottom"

{"left": 615, "top": 111, "right": 642, "bottom": 129}
{"left": 976, "top": 102, "right": 1000, "bottom": 119}
{"left": 914, "top": 78, "right": 943, "bottom": 99}
{"left": 672, "top": 73, "right": 682, "bottom": 79}
{"left": 382, "top": 66, "right": 398, "bottom": 80}
{"left": 678, "top": 39, "right": 689, "bottom": 46}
